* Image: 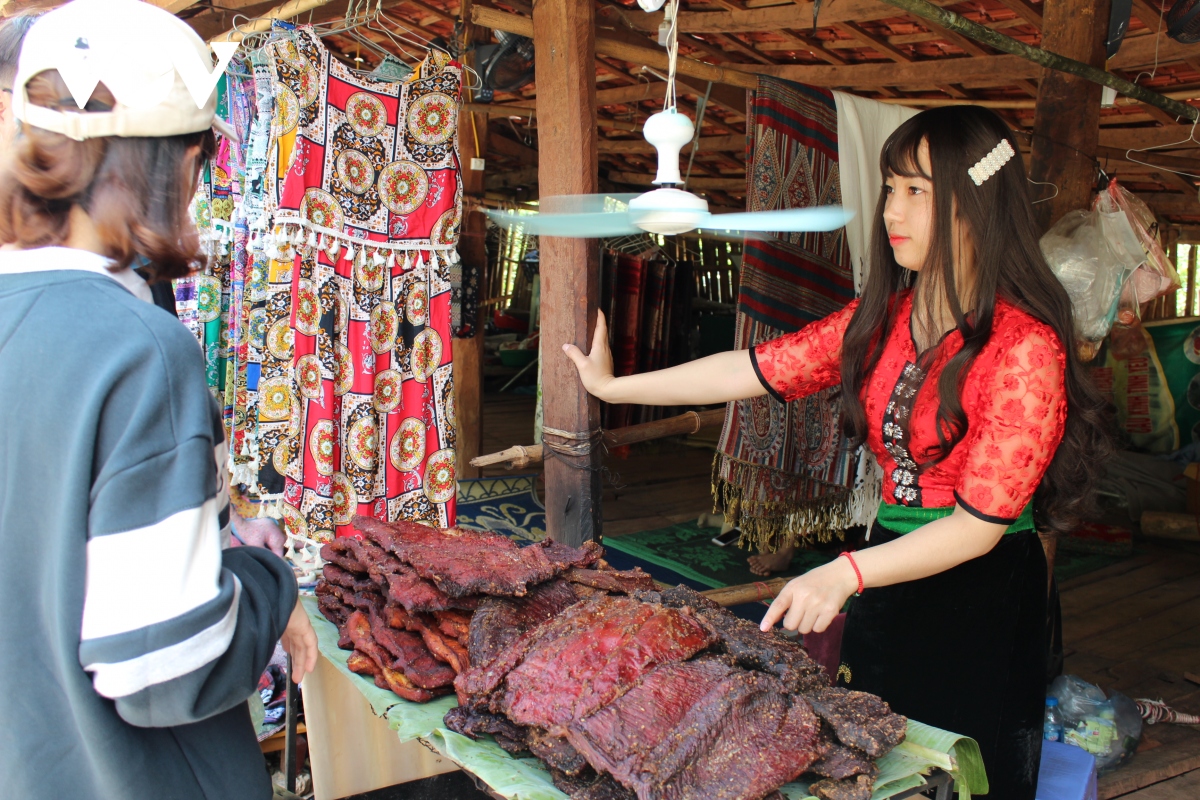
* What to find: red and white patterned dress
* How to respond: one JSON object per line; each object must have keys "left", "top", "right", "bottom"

{"left": 268, "top": 29, "right": 462, "bottom": 541}
{"left": 751, "top": 290, "right": 1068, "bottom": 524}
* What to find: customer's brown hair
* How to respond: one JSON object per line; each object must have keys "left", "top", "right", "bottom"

{"left": 0, "top": 70, "right": 217, "bottom": 280}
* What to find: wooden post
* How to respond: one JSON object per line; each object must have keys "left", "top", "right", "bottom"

{"left": 1187, "top": 245, "right": 1197, "bottom": 318}
{"left": 1028, "top": 0, "right": 1110, "bottom": 232}
{"left": 454, "top": 0, "right": 491, "bottom": 481}
{"left": 533, "top": 0, "right": 602, "bottom": 545}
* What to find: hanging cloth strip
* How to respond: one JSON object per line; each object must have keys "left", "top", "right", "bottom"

{"left": 713, "top": 77, "right": 871, "bottom": 551}
{"left": 264, "top": 27, "right": 463, "bottom": 542}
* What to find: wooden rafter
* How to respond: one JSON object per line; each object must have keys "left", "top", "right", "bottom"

{"left": 172, "top": 0, "right": 1200, "bottom": 222}
{"left": 832, "top": 21, "right": 913, "bottom": 63}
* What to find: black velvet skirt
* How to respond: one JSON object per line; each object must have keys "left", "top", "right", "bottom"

{"left": 836, "top": 521, "right": 1048, "bottom": 799}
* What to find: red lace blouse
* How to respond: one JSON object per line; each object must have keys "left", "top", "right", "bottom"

{"left": 752, "top": 291, "right": 1068, "bottom": 524}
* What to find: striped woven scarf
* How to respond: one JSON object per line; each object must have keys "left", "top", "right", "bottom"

{"left": 712, "top": 77, "right": 862, "bottom": 551}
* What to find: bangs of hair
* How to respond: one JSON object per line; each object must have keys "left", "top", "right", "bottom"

{"left": 881, "top": 122, "right": 930, "bottom": 181}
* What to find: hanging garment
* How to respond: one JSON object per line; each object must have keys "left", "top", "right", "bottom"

{"left": 831, "top": 91, "right": 918, "bottom": 293}
{"left": 713, "top": 77, "right": 860, "bottom": 550}
{"left": 265, "top": 29, "right": 462, "bottom": 541}
{"left": 604, "top": 250, "right": 649, "bottom": 431}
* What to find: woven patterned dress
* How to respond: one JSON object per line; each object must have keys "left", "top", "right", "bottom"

{"left": 265, "top": 29, "right": 462, "bottom": 541}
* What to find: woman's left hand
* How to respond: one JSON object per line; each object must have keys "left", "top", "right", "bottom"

{"left": 760, "top": 558, "right": 859, "bottom": 634}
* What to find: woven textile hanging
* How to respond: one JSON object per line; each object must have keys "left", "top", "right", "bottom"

{"left": 712, "top": 77, "right": 862, "bottom": 551}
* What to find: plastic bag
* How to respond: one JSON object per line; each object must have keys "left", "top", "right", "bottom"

{"left": 1049, "top": 675, "right": 1143, "bottom": 774}
{"left": 1102, "top": 181, "right": 1180, "bottom": 317}
{"left": 1040, "top": 203, "right": 1142, "bottom": 348}
{"left": 1041, "top": 180, "right": 1180, "bottom": 354}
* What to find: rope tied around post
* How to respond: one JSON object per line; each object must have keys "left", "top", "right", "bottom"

{"left": 540, "top": 426, "right": 622, "bottom": 486}
{"left": 541, "top": 425, "right": 604, "bottom": 462}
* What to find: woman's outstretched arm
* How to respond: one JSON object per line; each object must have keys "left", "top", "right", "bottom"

{"left": 562, "top": 311, "right": 767, "bottom": 406}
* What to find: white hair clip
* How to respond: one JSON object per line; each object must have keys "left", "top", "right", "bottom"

{"left": 968, "top": 139, "right": 1015, "bottom": 186}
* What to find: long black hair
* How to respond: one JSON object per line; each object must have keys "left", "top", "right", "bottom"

{"left": 839, "top": 105, "right": 1111, "bottom": 532}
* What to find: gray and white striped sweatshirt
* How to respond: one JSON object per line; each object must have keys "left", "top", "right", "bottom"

{"left": 0, "top": 248, "right": 297, "bottom": 800}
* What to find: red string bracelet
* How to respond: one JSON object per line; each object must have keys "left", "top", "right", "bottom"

{"left": 839, "top": 551, "right": 864, "bottom": 596}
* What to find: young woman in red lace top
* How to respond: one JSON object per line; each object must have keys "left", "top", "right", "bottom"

{"left": 565, "top": 106, "right": 1109, "bottom": 798}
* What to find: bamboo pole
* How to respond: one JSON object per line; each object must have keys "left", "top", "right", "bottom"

{"left": 701, "top": 577, "right": 788, "bottom": 606}
{"left": 470, "top": 408, "right": 726, "bottom": 468}
{"left": 1141, "top": 511, "right": 1200, "bottom": 541}
{"left": 211, "top": 0, "right": 334, "bottom": 41}
{"left": 876, "top": 0, "right": 1200, "bottom": 122}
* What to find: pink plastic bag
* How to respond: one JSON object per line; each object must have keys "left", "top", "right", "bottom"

{"left": 1095, "top": 180, "right": 1181, "bottom": 322}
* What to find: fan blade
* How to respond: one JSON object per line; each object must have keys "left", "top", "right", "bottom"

{"left": 538, "top": 193, "right": 642, "bottom": 215}
{"left": 701, "top": 206, "right": 855, "bottom": 233}
{"left": 486, "top": 209, "right": 643, "bottom": 237}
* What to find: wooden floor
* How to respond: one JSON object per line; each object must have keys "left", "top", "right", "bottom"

{"left": 476, "top": 393, "right": 1200, "bottom": 796}
{"left": 1060, "top": 541, "right": 1200, "bottom": 798}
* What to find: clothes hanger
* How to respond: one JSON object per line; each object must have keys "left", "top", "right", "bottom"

{"left": 1124, "top": 117, "right": 1200, "bottom": 181}
{"left": 1028, "top": 177, "right": 1059, "bottom": 205}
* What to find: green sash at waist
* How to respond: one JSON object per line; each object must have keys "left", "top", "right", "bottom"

{"left": 875, "top": 501, "right": 1035, "bottom": 535}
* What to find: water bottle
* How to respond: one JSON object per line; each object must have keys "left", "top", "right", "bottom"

{"left": 1044, "top": 696, "right": 1064, "bottom": 742}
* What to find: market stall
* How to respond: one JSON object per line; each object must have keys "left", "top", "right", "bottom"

{"left": 299, "top": 594, "right": 980, "bottom": 800}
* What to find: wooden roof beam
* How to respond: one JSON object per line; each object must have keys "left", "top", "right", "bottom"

{"left": 832, "top": 21, "right": 913, "bottom": 62}
{"left": 774, "top": 30, "right": 851, "bottom": 65}
{"left": 876, "top": 0, "right": 1197, "bottom": 121}
{"left": 1129, "top": 0, "right": 1165, "bottom": 31}
{"left": 1099, "top": 124, "right": 1200, "bottom": 151}
{"left": 641, "top": 0, "right": 966, "bottom": 35}
{"left": 754, "top": 16, "right": 1029, "bottom": 49}
{"left": 1138, "top": 191, "right": 1200, "bottom": 216}
{"left": 396, "top": 0, "right": 455, "bottom": 25}
{"left": 989, "top": 0, "right": 1043, "bottom": 29}
{"left": 710, "top": 32, "right": 780, "bottom": 65}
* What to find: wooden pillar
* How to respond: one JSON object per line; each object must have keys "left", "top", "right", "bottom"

{"left": 454, "top": 0, "right": 491, "bottom": 481}
{"left": 1028, "top": 0, "right": 1110, "bottom": 233}
{"left": 533, "top": 0, "right": 602, "bottom": 545}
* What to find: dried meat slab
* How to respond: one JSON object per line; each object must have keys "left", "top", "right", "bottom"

{"left": 808, "top": 725, "right": 877, "bottom": 781}
{"left": 354, "top": 515, "right": 599, "bottom": 598}
{"left": 467, "top": 579, "right": 580, "bottom": 667}
{"left": 528, "top": 729, "right": 590, "bottom": 776}
{"left": 648, "top": 585, "right": 829, "bottom": 694}
{"left": 443, "top": 707, "right": 529, "bottom": 754}
{"left": 809, "top": 776, "right": 873, "bottom": 800}
{"left": 343, "top": 611, "right": 446, "bottom": 702}
{"left": 564, "top": 567, "right": 656, "bottom": 595}
{"left": 320, "top": 539, "right": 366, "bottom": 573}
{"left": 368, "top": 610, "right": 456, "bottom": 690}
{"left": 807, "top": 687, "right": 906, "bottom": 758}
{"left": 567, "top": 656, "right": 822, "bottom": 800}
{"left": 551, "top": 769, "right": 638, "bottom": 800}
{"left": 495, "top": 596, "right": 716, "bottom": 729}
{"left": 322, "top": 564, "right": 377, "bottom": 595}
{"left": 384, "top": 567, "right": 480, "bottom": 613}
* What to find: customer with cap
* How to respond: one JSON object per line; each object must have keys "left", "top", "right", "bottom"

{"left": 0, "top": 1, "right": 316, "bottom": 798}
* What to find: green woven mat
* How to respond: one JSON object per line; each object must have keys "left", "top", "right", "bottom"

{"left": 603, "top": 520, "right": 835, "bottom": 589}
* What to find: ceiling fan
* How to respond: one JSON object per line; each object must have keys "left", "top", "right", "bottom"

{"left": 485, "top": 0, "right": 854, "bottom": 238}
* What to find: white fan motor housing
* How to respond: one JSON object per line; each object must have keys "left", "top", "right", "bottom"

{"left": 643, "top": 109, "right": 695, "bottom": 186}
{"left": 629, "top": 187, "right": 709, "bottom": 235}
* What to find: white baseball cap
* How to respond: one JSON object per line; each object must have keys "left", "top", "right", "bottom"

{"left": 12, "top": 0, "right": 238, "bottom": 141}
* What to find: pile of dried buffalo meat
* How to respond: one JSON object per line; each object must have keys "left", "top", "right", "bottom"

{"left": 315, "top": 515, "right": 653, "bottom": 701}
{"left": 315, "top": 517, "right": 907, "bottom": 800}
